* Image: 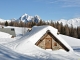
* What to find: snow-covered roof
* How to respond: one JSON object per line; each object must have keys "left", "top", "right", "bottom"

{"left": 13, "top": 25, "right": 73, "bottom": 52}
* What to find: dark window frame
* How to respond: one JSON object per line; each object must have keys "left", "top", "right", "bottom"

{"left": 11, "top": 28, "right": 14, "bottom": 31}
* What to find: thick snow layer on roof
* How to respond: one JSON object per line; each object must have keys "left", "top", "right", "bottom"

{"left": 26, "top": 25, "right": 58, "bottom": 44}
{"left": 10, "top": 25, "right": 73, "bottom": 52}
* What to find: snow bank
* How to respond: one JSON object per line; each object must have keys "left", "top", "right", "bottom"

{"left": 0, "top": 31, "right": 12, "bottom": 38}
{"left": 0, "top": 44, "right": 38, "bottom": 60}
{"left": 0, "top": 44, "right": 80, "bottom": 60}
{"left": 0, "top": 31, "right": 16, "bottom": 44}
{"left": 60, "top": 34, "right": 80, "bottom": 46}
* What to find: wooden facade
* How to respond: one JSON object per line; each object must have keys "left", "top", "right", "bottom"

{"left": 35, "top": 30, "right": 69, "bottom": 52}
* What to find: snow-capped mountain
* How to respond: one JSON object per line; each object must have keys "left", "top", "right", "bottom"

{"left": 16, "top": 13, "right": 41, "bottom": 23}
{"left": 57, "top": 18, "right": 80, "bottom": 28}
{"left": 0, "top": 13, "right": 41, "bottom": 23}
{"left": 0, "top": 13, "right": 80, "bottom": 27}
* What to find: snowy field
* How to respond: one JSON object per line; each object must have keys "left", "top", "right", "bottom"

{"left": 0, "top": 26, "right": 80, "bottom": 60}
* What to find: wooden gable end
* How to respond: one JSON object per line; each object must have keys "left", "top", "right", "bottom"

{"left": 35, "top": 30, "right": 69, "bottom": 52}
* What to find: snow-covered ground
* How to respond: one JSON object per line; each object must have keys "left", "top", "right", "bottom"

{"left": 60, "top": 34, "right": 80, "bottom": 54}
{"left": 0, "top": 26, "right": 80, "bottom": 60}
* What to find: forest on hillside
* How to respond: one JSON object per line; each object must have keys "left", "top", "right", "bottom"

{"left": 1, "top": 20, "right": 80, "bottom": 39}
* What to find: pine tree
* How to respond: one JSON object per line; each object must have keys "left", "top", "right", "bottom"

{"left": 64, "top": 24, "right": 69, "bottom": 36}
{"left": 5, "top": 21, "right": 8, "bottom": 26}
{"left": 9, "top": 20, "right": 14, "bottom": 26}
{"left": 73, "top": 28, "right": 78, "bottom": 38}
{"left": 77, "top": 27, "right": 80, "bottom": 39}
{"left": 37, "top": 20, "right": 43, "bottom": 26}
{"left": 60, "top": 22, "right": 64, "bottom": 34}
{"left": 69, "top": 24, "right": 74, "bottom": 37}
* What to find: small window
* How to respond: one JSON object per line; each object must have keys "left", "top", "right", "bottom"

{"left": 54, "top": 42, "right": 57, "bottom": 46}
{"left": 11, "top": 28, "right": 14, "bottom": 31}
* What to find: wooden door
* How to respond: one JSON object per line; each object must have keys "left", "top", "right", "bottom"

{"left": 45, "top": 38, "right": 52, "bottom": 49}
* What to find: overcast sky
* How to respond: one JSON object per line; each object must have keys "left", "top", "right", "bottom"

{"left": 0, "top": 0, "right": 80, "bottom": 20}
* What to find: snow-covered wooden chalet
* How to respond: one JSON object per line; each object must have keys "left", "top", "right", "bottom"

{"left": 15, "top": 26, "right": 73, "bottom": 52}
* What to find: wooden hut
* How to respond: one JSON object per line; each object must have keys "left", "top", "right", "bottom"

{"left": 15, "top": 26, "right": 73, "bottom": 52}
{"left": 35, "top": 30, "right": 69, "bottom": 51}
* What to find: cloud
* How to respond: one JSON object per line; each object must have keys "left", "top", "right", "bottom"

{"left": 49, "top": 1, "right": 59, "bottom": 3}
{"left": 49, "top": 0, "right": 80, "bottom": 7}
{"left": 62, "top": 0, "right": 80, "bottom": 7}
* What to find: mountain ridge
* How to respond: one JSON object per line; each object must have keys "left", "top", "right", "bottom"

{"left": 0, "top": 13, "right": 80, "bottom": 27}
{"left": 17, "top": 13, "right": 41, "bottom": 23}
{"left": 57, "top": 18, "right": 80, "bottom": 27}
